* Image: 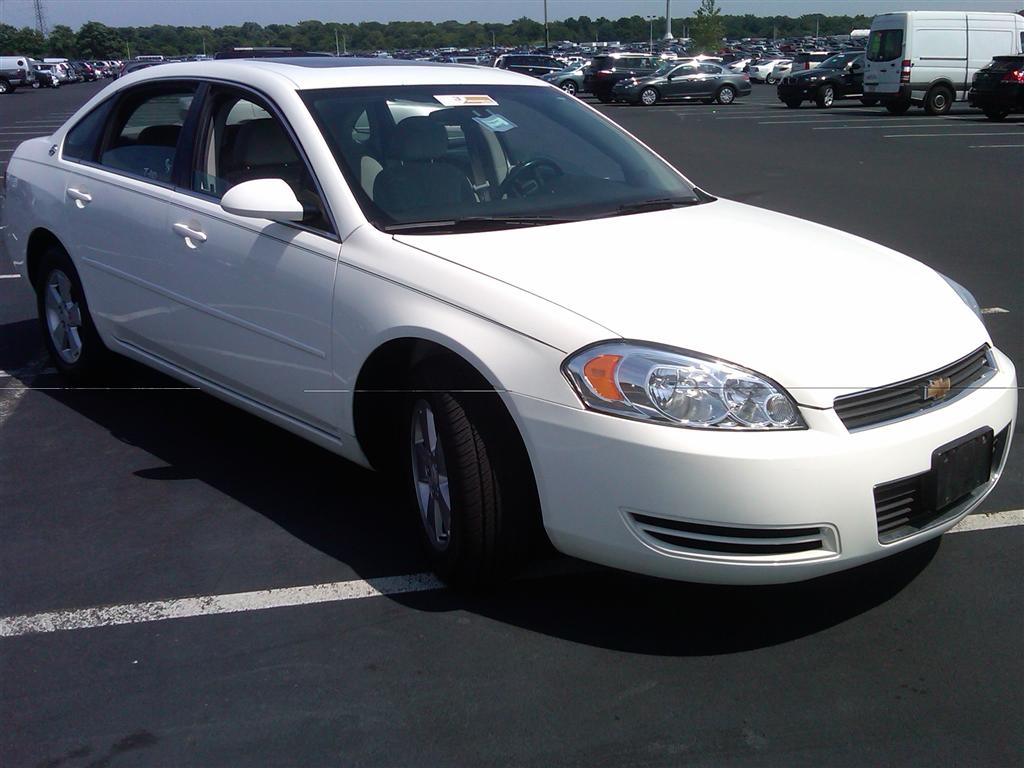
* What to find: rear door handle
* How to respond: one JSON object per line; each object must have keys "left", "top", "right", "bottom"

{"left": 172, "top": 222, "right": 208, "bottom": 246}
{"left": 67, "top": 187, "right": 92, "bottom": 206}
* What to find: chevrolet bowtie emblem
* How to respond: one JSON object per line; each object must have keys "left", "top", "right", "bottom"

{"left": 924, "top": 376, "right": 952, "bottom": 400}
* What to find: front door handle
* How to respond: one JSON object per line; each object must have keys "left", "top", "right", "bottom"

{"left": 67, "top": 187, "right": 92, "bottom": 207}
{"left": 172, "top": 222, "right": 208, "bottom": 247}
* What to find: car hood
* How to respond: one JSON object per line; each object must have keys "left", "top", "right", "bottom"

{"left": 394, "top": 200, "right": 989, "bottom": 408}
{"left": 789, "top": 68, "right": 836, "bottom": 80}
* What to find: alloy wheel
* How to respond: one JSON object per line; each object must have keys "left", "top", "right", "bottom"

{"left": 641, "top": 88, "right": 658, "bottom": 106}
{"left": 44, "top": 269, "right": 84, "bottom": 364}
{"left": 410, "top": 399, "right": 452, "bottom": 551}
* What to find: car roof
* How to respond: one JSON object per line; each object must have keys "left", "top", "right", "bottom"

{"left": 115, "top": 56, "right": 542, "bottom": 90}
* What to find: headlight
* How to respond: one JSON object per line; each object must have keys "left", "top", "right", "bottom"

{"left": 563, "top": 342, "right": 805, "bottom": 430}
{"left": 940, "top": 273, "right": 983, "bottom": 321}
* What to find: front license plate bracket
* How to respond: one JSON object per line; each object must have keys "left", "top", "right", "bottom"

{"left": 928, "top": 427, "right": 994, "bottom": 511}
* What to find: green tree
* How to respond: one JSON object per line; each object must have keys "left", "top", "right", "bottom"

{"left": 47, "top": 24, "right": 77, "bottom": 57}
{"left": 0, "top": 24, "right": 47, "bottom": 57}
{"left": 690, "top": 0, "right": 724, "bottom": 53}
{"left": 75, "top": 21, "right": 123, "bottom": 58}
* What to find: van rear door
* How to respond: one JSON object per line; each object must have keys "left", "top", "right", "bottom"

{"left": 865, "top": 16, "right": 906, "bottom": 95}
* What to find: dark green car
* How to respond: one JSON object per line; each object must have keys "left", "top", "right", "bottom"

{"left": 541, "top": 64, "right": 588, "bottom": 96}
{"left": 611, "top": 61, "right": 752, "bottom": 106}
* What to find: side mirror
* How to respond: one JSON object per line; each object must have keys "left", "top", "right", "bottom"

{"left": 220, "top": 178, "right": 304, "bottom": 222}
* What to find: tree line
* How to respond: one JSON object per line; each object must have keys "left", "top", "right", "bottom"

{"left": 0, "top": 14, "right": 875, "bottom": 59}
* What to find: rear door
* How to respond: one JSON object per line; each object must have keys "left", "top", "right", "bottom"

{"left": 865, "top": 18, "right": 907, "bottom": 94}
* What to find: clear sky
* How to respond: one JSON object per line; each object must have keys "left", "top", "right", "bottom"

{"left": 1, "top": 0, "right": 1020, "bottom": 29}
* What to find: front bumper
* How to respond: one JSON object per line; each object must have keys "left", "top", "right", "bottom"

{"left": 512, "top": 348, "right": 1016, "bottom": 584}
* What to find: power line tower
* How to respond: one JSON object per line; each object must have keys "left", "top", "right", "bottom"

{"left": 34, "top": 0, "right": 48, "bottom": 37}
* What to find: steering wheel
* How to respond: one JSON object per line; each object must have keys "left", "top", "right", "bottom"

{"left": 499, "top": 158, "right": 565, "bottom": 198}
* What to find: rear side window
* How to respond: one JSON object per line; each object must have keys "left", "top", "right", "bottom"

{"left": 63, "top": 101, "right": 113, "bottom": 162}
{"left": 98, "top": 85, "right": 197, "bottom": 183}
{"left": 700, "top": 64, "right": 723, "bottom": 74}
{"left": 868, "top": 29, "right": 904, "bottom": 62}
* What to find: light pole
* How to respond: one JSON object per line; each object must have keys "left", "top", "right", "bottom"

{"left": 646, "top": 15, "right": 656, "bottom": 54}
{"left": 664, "top": 0, "right": 673, "bottom": 41}
{"left": 543, "top": 0, "right": 549, "bottom": 49}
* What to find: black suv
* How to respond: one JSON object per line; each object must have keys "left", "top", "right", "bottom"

{"left": 777, "top": 52, "right": 866, "bottom": 108}
{"left": 970, "top": 56, "right": 1024, "bottom": 121}
{"left": 585, "top": 53, "right": 660, "bottom": 102}
{"left": 492, "top": 54, "right": 565, "bottom": 79}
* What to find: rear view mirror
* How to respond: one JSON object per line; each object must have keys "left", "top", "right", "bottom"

{"left": 220, "top": 178, "right": 304, "bottom": 222}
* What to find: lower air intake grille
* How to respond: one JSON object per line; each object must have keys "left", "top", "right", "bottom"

{"left": 835, "top": 346, "right": 994, "bottom": 431}
{"left": 627, "top": 513, "right": 838, "bottom": 560}
{"left": 874, "top": 425, "right": 1009, "bottom": 543}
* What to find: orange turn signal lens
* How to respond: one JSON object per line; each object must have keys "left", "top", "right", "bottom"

{"left": 582, "top": 354, "right": 624, "bottom": 401}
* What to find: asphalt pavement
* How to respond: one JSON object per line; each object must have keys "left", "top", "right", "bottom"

{"left": 1, "top": 80, "right": 1021, "bottom": 767}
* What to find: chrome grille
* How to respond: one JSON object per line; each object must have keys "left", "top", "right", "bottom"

{"left": 835, "top": 346, "right": 994, "bottom": 431}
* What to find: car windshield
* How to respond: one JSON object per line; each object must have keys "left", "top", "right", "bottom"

{"left": 302, "top": 84, "right": 700, "bottom": 232}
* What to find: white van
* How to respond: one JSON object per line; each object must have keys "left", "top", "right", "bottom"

{"left": 864, "top": 11, "right": 1024, "bottom": 114}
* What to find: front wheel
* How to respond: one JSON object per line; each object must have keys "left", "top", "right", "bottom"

{"left": 405, "top": 364, "right": 533, "bottom": 588}
{"left": 816, "top": 84, "right": 835, "bottom": 108}
{"left": 35, "top": 246, "right": 108, "bottom": 379}
{"left": 716, "top": 85, "right": 737, "bottom": 105}
{"left": 784, "top": 99, "right": 801, "bottom": 109}
{"left": 765, "top": 74, "right": 778, "bottom": 85}
{"left": 560, "top": 80, "right": 578, "bottom": 96}
{"left": 640, "top": 87, "right": 659, "bottom": 106}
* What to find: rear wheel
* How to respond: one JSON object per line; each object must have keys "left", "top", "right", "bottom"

{"left": 596, "top": 92, "right": 612, "bottom": 103}
{"left": 784, "top": 99, "right": 802, "bottom": 109}
{"left": 885, "top": 100, "right": 911, "bottom": 115}
{"left": 35, "top": 246, "right": 109, "bottom": 379}
{"left": 404, "top": 362, "right": 534, "bottom": 588}
{"left": 31, "top": 80, "right": 41, "bottom": 89}
{"left": 716, "top": 85, "right": 737, "bottom": 105}
{"left": 860, "top": 96, "right": 878, "bottom": 106}
{"left": 765, "top": 74, "right": 778, "bottom": 85}
{"left": 0, "top": 79, "right": 13, "bottom": 94}
{"left": 924, "top": 85, "right": 953, "bottom": 116}
{"left": 983, "top": 107, "right": 1009, "bottom": 121}
{"left": 640, "top": 87, "right": 659, "bottom": 106}
{"left": 560, "top": 80, "right": 578, "bottom": 96}
{"left": 815, "top": 84, "right": 835, "bottom": 108}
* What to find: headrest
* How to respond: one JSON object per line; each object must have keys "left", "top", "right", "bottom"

{"left": 392, "top": 117, "right": 447, "bottom": 162}
{"left": 235, "top": 119, "right": 298, "bottom": 167}
{"left": 136, "top": 124, "right": 181, "bottom": 148}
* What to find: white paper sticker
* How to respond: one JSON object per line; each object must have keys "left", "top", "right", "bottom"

{"left": 434, "top": 94, "right": 499, "bottom": 107}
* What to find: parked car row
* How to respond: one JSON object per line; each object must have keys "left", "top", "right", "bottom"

{"left": 0, "top": 55, "right": 122, "bottom": 93}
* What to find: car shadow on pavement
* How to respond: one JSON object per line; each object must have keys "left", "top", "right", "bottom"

{"left": 27, "top": 354, "right": 938, "bottom": 656}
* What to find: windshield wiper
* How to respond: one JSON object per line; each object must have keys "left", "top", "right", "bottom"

{"left": 383, "top": 215, "right": 578, "bottom": 234}
{"left": 610, "top": 197, "right": 705, "bottom": 216}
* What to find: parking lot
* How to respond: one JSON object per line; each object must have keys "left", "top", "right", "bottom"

{"left": 1, "top": 79, "right": 1021, "bottom": 766}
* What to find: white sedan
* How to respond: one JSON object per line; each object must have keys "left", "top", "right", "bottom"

{"left": 0, "top": 59, "right": 1015, "bottom": 587}
{"left": 749, "top": 58, "right": 792, "bottom": 83}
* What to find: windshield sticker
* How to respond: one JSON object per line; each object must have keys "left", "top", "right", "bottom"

{"left": 472, "top": 113, "right": 517, "bottom": 133}
{"left": 434, "top": 94, "right": 498, "bottom": 107}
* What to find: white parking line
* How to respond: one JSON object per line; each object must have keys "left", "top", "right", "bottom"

{"left": 0, "top": 274, "right": 21, "bottom": 279}
{"left": 981, "top": 307, "right": 1010, "bottom": 314}
{"left": 969, "top": 144, "right": 1024, "bottom": 149}
{"left": 885, "top": 131, "right": 1024, "bottom": 138}
{"left": 812, "top": 123, "right": 953, "bottom": 130}
{"left": 0, "top": 509, "right": 1019, "bottom": 638}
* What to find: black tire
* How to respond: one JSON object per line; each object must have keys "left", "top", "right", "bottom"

{"left": 0, "top": 78, "right": 11, "bottom": 95}
{"left": 860, "top": 96, "right": 878, "bottom": 106}
{"left": 815, "top": 84, "right": 835, "bottom": 108}
{"left": 765, "top": 74, "right": 778, "bottom": 85}
{"left": 34, "top": 245, "right": 109, "bottom": 379}
{"left": 924, "top": 85, "right": 953, "bottom": 116}
{"left": 596, "top": 93, "right": 612, "bottom": 104}
{"left": 404, "top": 362, "right": 535, "bottom": 588}
{"left": 983, "top": 107, "right": 1009, "bottom": 122}
{"left": 560, "top": 80, "right": 578, "bottom": 96}
{"left": 784, "top": 99, "right": 802, "bottom": 109}
{"left": 885, "top": 100, "right": 911, "bottom": 115}
{"left": 716, "top": 85, "right": 737, "bottom": 105}
{"left": 639, "top": 86, "right": 659, "bottom": 106}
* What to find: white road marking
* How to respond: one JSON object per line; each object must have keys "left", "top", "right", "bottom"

{"left": 950, "top": 509, "right": 1023, "bottom": 533}
{"left": 1, "top": 509, "right": 1020, "bottom": 638}
{"left": 885, "top": 131, "right": 1024, "bottom": 138}
{"left": 0, "top": 356, "right": 44, "bottom": 428}
{"left": 969, "top": 144, "right": 1024, "bottom": 149}
{"left": 0, "top": 273, "right": 21, "bottom": 279}
{"left": 981, "top": 307, "right": 1010, "bottom": 314}
{"left": 0, "top": 573, "right": 446, "bottom": 638}
{"left": 812, "top": 123, "right": 952, "bottom": 130}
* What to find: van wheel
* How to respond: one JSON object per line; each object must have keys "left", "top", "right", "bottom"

{"left": 815, "top": 84, "right": 835, "bottom": 108}
{"left": 35, "top": 246, "right": 109, "bottom": 379}
{"left": 404, "top": 362, "right": 533, "bottom": 588}
{"left": 885, "top": 100, "right": 911, "bottom": 115}
{"left": 983, "top": 107, "right": 1009, "bottom": 121}
{"left": 924, "top": 85, "right": 953, "bottom": 116}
